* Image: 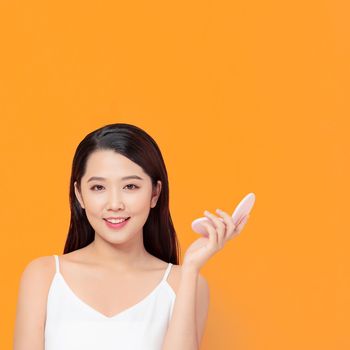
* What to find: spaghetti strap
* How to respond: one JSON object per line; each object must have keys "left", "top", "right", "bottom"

{"left": 53, "top": 254, "right": 60, "bottom": 274}
{"left": 161, "top": 263, "right": 173, "bottom": 282}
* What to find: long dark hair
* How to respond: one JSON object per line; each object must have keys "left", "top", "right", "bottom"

{"left": 63, "top": 123, "right": 180, "bottom": 265}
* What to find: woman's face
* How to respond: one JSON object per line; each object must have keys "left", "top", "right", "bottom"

{"left": 74, "top": 149, "right": 161, "bottom": 244}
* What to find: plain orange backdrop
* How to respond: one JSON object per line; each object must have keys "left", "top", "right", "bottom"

{"left": 1, "top": 1, "right": 349, "bottom": 349}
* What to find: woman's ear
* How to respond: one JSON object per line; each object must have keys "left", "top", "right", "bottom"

{"left": 151, "top": 180, "right": 162, "bottom": 208}
{"left": 74, "top": 181, "right": 85, "bottom": 209}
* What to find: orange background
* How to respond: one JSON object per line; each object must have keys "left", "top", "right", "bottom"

{"left": 1, "top": 1, "right": 349, "bottom": 349}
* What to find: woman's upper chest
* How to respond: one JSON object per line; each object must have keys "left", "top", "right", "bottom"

{"left": 50, "top": 254, "right": 179, "bottom": 318}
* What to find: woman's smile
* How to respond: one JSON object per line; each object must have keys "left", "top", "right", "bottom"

{"left": 103, "top": 217, "right": 131, "bottom": 230}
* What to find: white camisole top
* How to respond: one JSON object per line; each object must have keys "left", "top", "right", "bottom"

{"left": 44, "top": 255, "right": 176, "bottom": 350}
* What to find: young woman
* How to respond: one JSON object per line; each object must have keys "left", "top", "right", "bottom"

{"left": 14, "top": 123, "right": 250, "bottom": 350}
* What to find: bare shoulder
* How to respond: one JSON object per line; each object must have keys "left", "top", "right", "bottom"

{"left": 20, "top": 255, "right": 57, "bottom": 285}
{"left": 17, "top": 255, "right": 56, "bottom": 292}
{"left": 24, "top": 255, "right": 55, "bottom": 272}
{"left": 165, "top": 263, "right": 181, "bottom": 295}
{"left": 13, "top": 255, "right": 55, "bottom": 350}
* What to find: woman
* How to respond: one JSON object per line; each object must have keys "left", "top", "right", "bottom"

{"left": 14, "top": 123, "right": 250, "bottom": 350}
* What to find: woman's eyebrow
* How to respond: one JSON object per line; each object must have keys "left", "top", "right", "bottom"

{"left": 87, "top": 175, "right": 144, "bottom": 183}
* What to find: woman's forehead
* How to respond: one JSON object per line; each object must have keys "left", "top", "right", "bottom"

{"left": 83, "top": 150, "right": 147, "bottom": 180}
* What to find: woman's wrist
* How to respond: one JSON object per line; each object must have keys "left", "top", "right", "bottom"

{"left": 180, "top": 263, "right": 200, "bottom": 275}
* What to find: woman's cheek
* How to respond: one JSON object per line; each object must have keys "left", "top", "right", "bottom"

{"left": 129, "top": 195, "right": 148, "bottom": 214}
{"left": 86, "top": 192, "right": 107, "bottom": 210}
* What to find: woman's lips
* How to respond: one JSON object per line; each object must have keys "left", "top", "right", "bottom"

{"left": 103, "top": 217, "right": 130, "bottom": 230}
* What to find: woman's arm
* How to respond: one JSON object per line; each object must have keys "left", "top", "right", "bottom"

{"left": 162, "top": 266, "right": 210, "bottom": 350}
{"left": 13, "top": 256, "right": 50, "bottom": 350}
{"left": 162, "top": 208, "right": 249, "bottom": 350}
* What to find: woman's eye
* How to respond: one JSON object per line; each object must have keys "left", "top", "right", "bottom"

{"left": 91, "top": 185, "right": 104, "bottom": 191}
{"left": 90, "top": 184, "right": 139, "bottom": 191}
{"left": 125, "top": 184, "right": 139, "bottom": 190}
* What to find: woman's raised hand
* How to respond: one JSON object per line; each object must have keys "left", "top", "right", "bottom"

{"left": 182, "top": 208, "right": 250, "bottom": 271}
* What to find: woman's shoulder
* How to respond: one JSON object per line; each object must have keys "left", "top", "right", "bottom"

{"left": 17, "top": 255, "right": 57, "bottom": 312}
{"left": 167, "top": 263, "right": 181, "bottom": 295}
{"left": 22, "top": 255, "right": 56, "bottom": 275}
{"left": 14, "top": 255, "right": 56, "bottom": 348}
{"left": 19, "top": 255, "right": 58, "bottom": 291}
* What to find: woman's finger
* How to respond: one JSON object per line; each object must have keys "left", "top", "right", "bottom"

{"left": 200, "top": 220, "right": 219, "bottom": 250}
{"left": 204, "top": 210, "right": 226, "bottom": 248}
{"left": 215, "top": 208, "right": 236, "bottom": 241}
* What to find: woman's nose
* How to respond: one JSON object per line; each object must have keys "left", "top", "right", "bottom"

{"left": 106, "top": 191, "right": 125, "bottom": 210}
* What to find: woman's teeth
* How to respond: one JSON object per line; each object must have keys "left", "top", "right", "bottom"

{"left": 106, "top": 218, "right": 128, "bottom": 224}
